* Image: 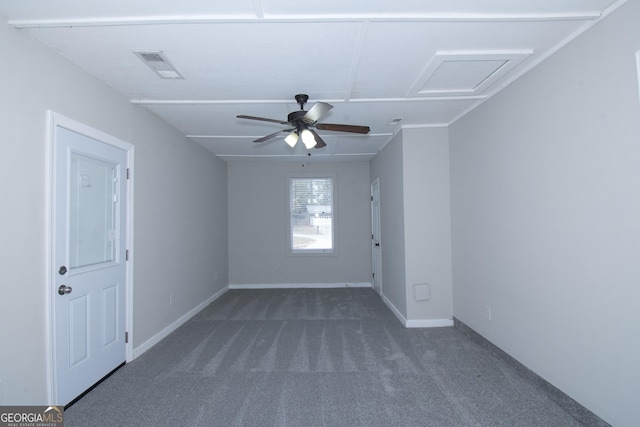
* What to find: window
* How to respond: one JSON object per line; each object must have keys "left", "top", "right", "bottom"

{"left": 289, "top": 177, "right": 334, "bottom": 253}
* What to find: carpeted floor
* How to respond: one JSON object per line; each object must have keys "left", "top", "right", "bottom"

{"left": 65, "top": 288, "right": 586, "bottom": 426}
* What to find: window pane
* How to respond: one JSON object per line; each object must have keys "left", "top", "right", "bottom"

{"left": 69, "top": 153, "right": 118, "bottom": 269}
{"left": 290, "top": 178, "right": 333, "bottom": 252}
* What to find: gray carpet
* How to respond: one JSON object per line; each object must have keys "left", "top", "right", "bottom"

{"left": 65, "top": 288, "right": 585, "bottom": 426}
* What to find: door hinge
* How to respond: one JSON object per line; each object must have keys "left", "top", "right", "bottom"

{"left": 372, "top": 272, "right": 375, "bottom": 278}
{"left": 125, "top": 332, "right": 129, "bottom": 343}
{"left": 372, "top": 234, "right": 374, "bottom": 239}
{"left": 126, "top": 249, "right": 129, "bottom": 261}
{"left": 126, "top": 168, "right": 130, "bottom": 180}
{"left": 371, "top": 196, "right": 374, "bottom": 201}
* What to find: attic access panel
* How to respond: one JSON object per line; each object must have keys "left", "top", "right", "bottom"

{"left": 407, "top": 50, "right": 532, "bottom": 97}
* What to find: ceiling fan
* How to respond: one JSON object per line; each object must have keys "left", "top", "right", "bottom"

{"left": 237, "top": 94, "right": 370, "bottom": 149}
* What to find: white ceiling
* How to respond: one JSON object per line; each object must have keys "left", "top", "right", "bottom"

{"left": 0, "top": 0, "right": 624, "bottom": 162}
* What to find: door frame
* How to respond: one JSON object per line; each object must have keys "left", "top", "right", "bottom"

{"left": 45, "top": 111, "right": 135, "bottom": 404}
{"left": 370, "top": 179, "right": 382, "bottom": 296}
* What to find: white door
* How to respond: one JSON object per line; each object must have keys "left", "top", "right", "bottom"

{"left": 371, "top": 179, "right": 382, "bottom": 295}
{"left": 53, "top": 125, "right": 128, "bottom": 406}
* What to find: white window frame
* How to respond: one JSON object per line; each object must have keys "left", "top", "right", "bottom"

{"left": 636, "top": 51, "right": 640, "bottom": 104}
{"left": 288, "top": 174, "right": 337, "bottom": 255}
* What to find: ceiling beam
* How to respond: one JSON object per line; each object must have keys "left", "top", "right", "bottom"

{"left": 130, "top": 96, "right": 487, "bottom": 105}
{"left": 186, "top": 132, "right": 394, "bottom": 139}
{"left": 8, "top": 11, "right": 604, "bottom": 29}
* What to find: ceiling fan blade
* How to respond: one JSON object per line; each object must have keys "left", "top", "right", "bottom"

{"left": 309, "top": 129, "right": 326, "bottom": 148}
{"left": 254, "top": 129, "right": 293, "bottom": 143}
{"left": 303, "top": 102, "right": 333, "bottom": 123}
{"left": 315, "top": 123, "right": 370, "bottom": 134}
{"left": 237, "top": 115, "right": 288, "bottom": 125}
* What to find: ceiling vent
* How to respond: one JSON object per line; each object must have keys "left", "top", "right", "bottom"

{"left": 133, "top": 50, "right": 184, "bottom": 80}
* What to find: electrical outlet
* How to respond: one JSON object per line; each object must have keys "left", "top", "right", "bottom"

{"left": 485, "top": 305, "right": 492, "bottom": 321}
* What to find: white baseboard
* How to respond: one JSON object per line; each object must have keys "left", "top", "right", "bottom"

{"left": 228, "top": 282, "right": 372, "bottom": 289}
{"left": 405, "top": 319, "right": 454, "bottom": 328}
{"left": 380, "top": 294, "right": 453, "bottom": 328}
{"left": 381, "top": 294, "right": 408, "bottom": 325}
{"left": 132, "top": 285, "right": 229, "bottom": 359}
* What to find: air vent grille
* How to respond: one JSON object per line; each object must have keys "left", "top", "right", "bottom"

{"left": 133, "top": 50, "right": 184, "bottom": 80}
{"left": 139, "top": 52, "right": 164, "bottom": 62}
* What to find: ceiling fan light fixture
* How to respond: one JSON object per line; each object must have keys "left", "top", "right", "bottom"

{"left": 284, "top": 131, "right": 299, "bottom": 147}
{"left": 301, "top": 129, "right": 317, "bottom": 149}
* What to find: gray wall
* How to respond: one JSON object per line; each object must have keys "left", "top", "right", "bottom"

{"left": 449, "top": 2, "right": 640, "bottom": 425}
{"left": 402, "top": 127, "right": 453, "bottom": 322}
{"left": 370, "top": 129, "right": 453, "bottom": 323}
{"left": 228, "top": 160, "right": 371, "bottom": 285}
{"left": 370, "top": 132, "right": 407, "bottom": 317}
{"left": 0, "top": 20, "right": 228, "bottom": 404}
{"left": 132, "top": 123, "right": 228, "bottom": 344}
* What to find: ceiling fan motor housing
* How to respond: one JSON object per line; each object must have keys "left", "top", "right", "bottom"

{"left": 287, "top": 110, "right": 313, "bottom": 126}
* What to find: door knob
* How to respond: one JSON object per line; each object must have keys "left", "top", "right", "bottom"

{"left": 58, "top": 285, "right": 73, "bottom": 295}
